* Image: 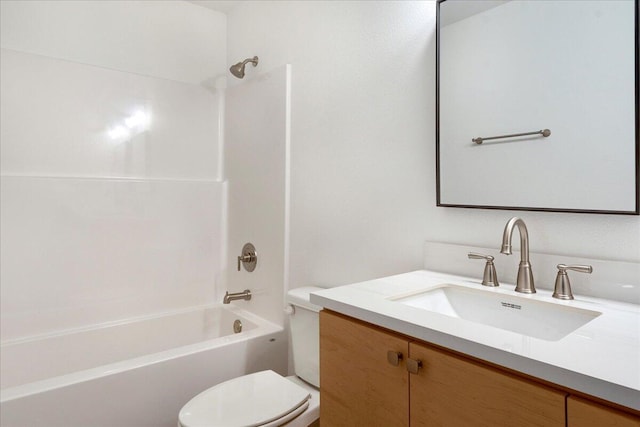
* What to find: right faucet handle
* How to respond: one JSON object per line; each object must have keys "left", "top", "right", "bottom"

{"left": 468, "top": 252, "right": 500, "bottom": 287}
{"left": 553, "top": 264, "right": 593, "bottom": 300}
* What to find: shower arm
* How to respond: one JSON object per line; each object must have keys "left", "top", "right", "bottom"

{"left": 241, "top": 56, "right": 258, "bottom": 67}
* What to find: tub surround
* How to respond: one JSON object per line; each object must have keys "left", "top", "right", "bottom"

{"left": 224, "top": 64, "right": 291, "bottom": 327}
{"left": 311, "top": 269, "right": 640, "bottom": 412}
{"left": 0, "top": 0, "right": 227, "bottom": 343}
{"left": 0, "top": 47, "right": 225, "bottom": 341}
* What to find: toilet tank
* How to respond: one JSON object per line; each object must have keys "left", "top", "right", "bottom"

{"left": 286, "top": 286, "right": 324, "bottom": 388}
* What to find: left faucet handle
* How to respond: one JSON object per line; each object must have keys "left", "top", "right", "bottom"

{"left": 468, "top": 252, "right": 500, "bottom": 287}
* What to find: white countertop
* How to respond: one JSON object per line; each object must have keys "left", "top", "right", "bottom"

{"left": 310, "top": 270, "right": 640, "bottom": 411}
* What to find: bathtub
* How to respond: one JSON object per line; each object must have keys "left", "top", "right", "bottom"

{"left": 0, "top": 304, "right": 287, "bottom": 427}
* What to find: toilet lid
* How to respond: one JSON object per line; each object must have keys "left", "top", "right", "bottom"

{"left": 179, "top": 370, "right": 311, "bottom": 427}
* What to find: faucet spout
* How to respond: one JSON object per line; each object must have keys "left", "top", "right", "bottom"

{"left": 500, "top": 217, "right": 535, "bottom": 294}
{"left": 223, "top": 289, "right": 252, "bottom": 304}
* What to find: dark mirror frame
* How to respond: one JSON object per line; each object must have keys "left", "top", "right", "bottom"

{"left": 435, "top": 0, "right": 640, "bottom": 215}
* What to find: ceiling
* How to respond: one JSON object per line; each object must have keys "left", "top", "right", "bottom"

{"left": 187, "top": 0, "right": 240, "bottom": 14}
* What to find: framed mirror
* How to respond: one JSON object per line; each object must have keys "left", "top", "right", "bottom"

{"left": 436, "top": 0, "right": 639, "bottom": 215}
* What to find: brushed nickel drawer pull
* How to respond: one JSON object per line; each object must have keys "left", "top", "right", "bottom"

{"left": 387, "top": 350, "right": 403, "bottom": 367}
{"left": 407, "top": 358, "right": 423, "bottom": 374}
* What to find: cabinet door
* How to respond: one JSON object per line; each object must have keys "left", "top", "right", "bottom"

{"left": 567, "top": 396, "right": 640, "bottom": 427}
{"left": 409, "top": 341, "right": 566, "bottom": 427}
{"left": 319, "top": 310, "right": 409, "bottom": 426}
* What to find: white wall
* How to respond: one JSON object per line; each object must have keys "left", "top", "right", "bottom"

{"left": 0, "top": 1, "right": 228, "bottom": 340}
{"left": 227, "top": 0, "right": 639, "bottom": 297}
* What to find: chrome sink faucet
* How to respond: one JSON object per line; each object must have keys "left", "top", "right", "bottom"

{"left": 500, "top": 217, "right": 536, "bottom": 294}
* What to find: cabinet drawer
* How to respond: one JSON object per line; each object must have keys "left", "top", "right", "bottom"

{"left": 568, "top": 396, "right": 640, "bottom": 427}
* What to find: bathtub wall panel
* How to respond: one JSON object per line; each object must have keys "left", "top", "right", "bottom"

{"left": 1, "top": 49, "right": 221, "bottom": 179}
{"left": 224, "top": 65, "right": 291, "bottom": 326}
{"left": 1, "top": 43, "right": 224, "bottom": 341}
{"left": 0, "top": 177, "right": 222, "bottom": 340}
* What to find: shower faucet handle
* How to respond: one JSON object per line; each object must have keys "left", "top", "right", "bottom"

{"left": 237, "top": 243, "right": 257, "bottom": 272}
{"left": 237, "top": 254, "right": 253, "bottom": 271}
{"left": 468, "top": 252, "right": 499, "bottom": 287}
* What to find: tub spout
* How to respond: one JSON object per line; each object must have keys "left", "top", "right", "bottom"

{"left": 500, "top": 217, "right": 535, "bottom": 294}
{"left": 223, "top": 289, "right": 252, "bottom": 304}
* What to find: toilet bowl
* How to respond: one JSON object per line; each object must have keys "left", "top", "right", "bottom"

{"left": 178, "top": 287, "right": 323, "bottom": 427}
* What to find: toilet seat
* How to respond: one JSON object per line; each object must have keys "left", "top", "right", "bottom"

{"left": 178, "top": 370, "right": 311, "bottom": 427}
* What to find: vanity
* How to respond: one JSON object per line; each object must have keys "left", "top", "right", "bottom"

{"left": 311, "top": 269, "right": 640, "bottom": 426}
{"left": 312, "top": 0, "right": 640, "bottom": 423}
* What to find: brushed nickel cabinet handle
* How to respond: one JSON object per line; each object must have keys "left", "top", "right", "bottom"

{"left": 387, "top": 350, "right": 403, "bottom": 367}
{"left": 407, "top": 358, "right": 423, "bottom": 375}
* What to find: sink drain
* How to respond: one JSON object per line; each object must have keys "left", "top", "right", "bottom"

{"left": 233, "top": 319, "right": 242, "bottom": 333}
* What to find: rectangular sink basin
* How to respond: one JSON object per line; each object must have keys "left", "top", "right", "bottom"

{"left": 391, "top": 285, "right": 601, "bottom": 341}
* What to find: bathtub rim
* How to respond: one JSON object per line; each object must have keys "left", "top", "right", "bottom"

{"left": 1, "top": 302, "right": 258, "bottom": 347}
{"left": 1, "top": 304, "right": 283, "bottom": 403}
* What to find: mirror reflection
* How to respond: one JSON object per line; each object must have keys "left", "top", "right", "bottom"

{"left": 437, "top": 0, "right": 638, "bottom": 214}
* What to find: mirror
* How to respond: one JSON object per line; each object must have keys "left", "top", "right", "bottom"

{"left": 436, "top": 0, "right": 639, "bottom": 214}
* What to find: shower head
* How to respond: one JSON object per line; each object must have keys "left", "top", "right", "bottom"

{"left": 229, "top": 56, "right": 259, "bottom": 79}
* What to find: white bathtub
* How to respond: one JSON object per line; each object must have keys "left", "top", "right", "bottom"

{"left": 0, "top": 305, "right": 287, "bottom": 427}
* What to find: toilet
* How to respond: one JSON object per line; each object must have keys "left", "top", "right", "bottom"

{"left": 178, "top": 287, "right": 323, "bottom": 427}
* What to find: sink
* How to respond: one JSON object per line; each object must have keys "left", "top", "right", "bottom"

{"left": 391, "top": 285, "right": 601, "bottom": 341}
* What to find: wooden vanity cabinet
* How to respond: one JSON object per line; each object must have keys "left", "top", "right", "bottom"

{"left": 409, "top": 340, "right": 565, "bottom": 426}
{"left": 567, "top": 396, "right": 640, "bottom": 427}
{"left": 320, "top": 310, "right": 566, "bottom": 426}
{"left": 319, "top": 308, "right": 409, "bottom": 426}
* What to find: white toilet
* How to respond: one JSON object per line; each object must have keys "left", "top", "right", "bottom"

{"left": 178, "top": 287, "right": 323, "bottom": 427}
